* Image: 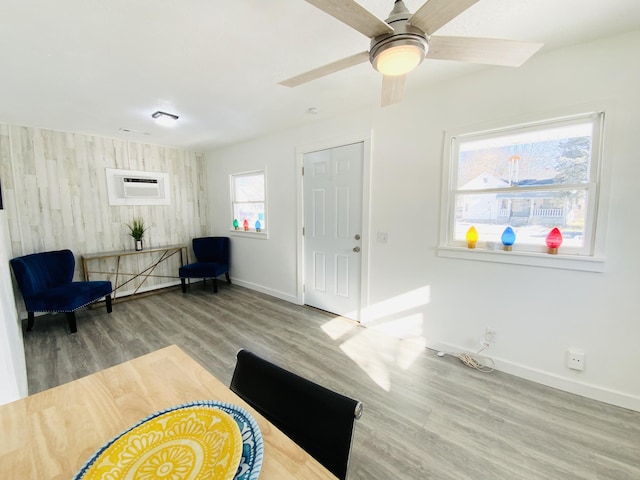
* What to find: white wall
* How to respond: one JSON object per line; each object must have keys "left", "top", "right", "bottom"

{"left": 206, "top": 30, "right": 640, "bottom": 411}
{"left": 205, "top": 116, "right": 375, "bottom": 302}
{"left": 0, "top": 126, "right": 210, "bottom": 400}
{"left": 0, "top": 210, "right": 27, "bottom": 406}
{"left": 0, "top": 125, "right": 211, "bottom": 314}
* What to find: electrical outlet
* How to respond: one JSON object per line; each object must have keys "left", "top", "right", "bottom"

{"left": 484, "top": 327, "right": 496, "bottom": 344}
{"left": 567, "top": 349, "right": 585, "bottom": 371}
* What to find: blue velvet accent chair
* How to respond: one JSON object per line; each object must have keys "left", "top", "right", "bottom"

{"left": 179, "top": 237, "right": 230, "bottom": 293}
{"left": 10, "top": 249, "right": 113, "bottom": 333}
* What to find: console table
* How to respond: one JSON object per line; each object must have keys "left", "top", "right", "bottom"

{"left": 82, "top": 244, "right": 188, "bottom": 301}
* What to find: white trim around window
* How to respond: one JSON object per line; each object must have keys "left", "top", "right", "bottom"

{"left": 229, "top": 169, "right": 268, "bottom": 239}
{"left": 438, "top": 103, "right": 613, "bottom": 272}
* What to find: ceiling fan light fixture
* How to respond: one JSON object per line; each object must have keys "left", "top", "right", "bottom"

{"left": 370, "top": 28, "right": 428, "bottom": 77}
{"left": 373, "top": 43, "right": 425, "bottom": 76}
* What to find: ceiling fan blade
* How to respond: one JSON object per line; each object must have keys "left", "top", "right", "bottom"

{"left": 304, "top": 0, "right": 393, "bottom": 38}
{"left": 427, "top": 36, "right": 544, "bottom": 67}
{"left": 381, "top": 75, "right": 406, "bottom": 107}
{"left": 409, "top": 0, "right": 479, "bottom": 35}
{"left": 279, "top": 51, "right": 370, "bottom": 87}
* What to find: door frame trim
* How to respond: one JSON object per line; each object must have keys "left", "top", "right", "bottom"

{"left": 295, "top": 131, "right": 372, "bottom": 322}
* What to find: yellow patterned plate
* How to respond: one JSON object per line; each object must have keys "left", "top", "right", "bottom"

{"left": 75, "top": 405, "right": 243, "bottom": 480}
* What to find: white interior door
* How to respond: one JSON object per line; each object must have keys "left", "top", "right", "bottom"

{"left": 303, "top": 142, "right": 363, "bottom": 320}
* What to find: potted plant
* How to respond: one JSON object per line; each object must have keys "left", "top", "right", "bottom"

{"left": 126, "top": 217, "right": 148, "bottom": 251}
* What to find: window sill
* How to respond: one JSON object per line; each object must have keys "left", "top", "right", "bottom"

{"left": 437, "top": 245, "right": 605, "bottom": 272}
{"left": 229, "top": 229, "right": 269, "bottom": 240}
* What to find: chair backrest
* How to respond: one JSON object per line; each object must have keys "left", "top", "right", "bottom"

{"left": 192, "top": 237, "right": 229, "bottom": 263}
{"left": 230, "top": 349, "right": 362, "bottom": 480}
{"left": 10, "top": 250, "right": 75, "bottom": 299}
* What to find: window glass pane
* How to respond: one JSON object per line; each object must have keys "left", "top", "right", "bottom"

{"left": 454, "top": 189, "right": 589, "bottom": 248}
{"left": 233, "top": 202, "right": 265, "bottom": 229}
{"left": 457, "top": 122, "right": 593, "bottom": 190}
{"left": 234, "top": 174, "right": 264, "bottom": 202}
{"left": 230, "top": 170, "right": 267, "bottom": 233}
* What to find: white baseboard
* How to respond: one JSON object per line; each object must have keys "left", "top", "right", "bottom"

{"left": 430, "top": 340, "right": 640, "bottom": 413}
{"left": 228, "top": 278, "right": 298, "bottom": 304}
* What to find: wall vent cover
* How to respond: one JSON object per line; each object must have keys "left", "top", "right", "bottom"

{"left": 106, "top": 168, "right": 170, "bottom": 205}
{"left": 123, "top": 177, "right": 160, "bottom": 198}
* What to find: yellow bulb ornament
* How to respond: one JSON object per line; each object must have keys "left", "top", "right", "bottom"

{"left": 466, "top": 226, "right": 478, "bottom": 249}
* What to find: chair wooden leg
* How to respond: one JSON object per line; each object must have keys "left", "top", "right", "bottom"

{"left": 66, "top": 312, "right": 77, "bottom": 334}
{"left": 27, "top": 312, "right": 35, "bottom": 331}
{"left": 225, "top": 272, "right": 231, "bottom": 284}
{"left": 105, "top": 294, "right": 113, "bottom": 313}
{"left": 213, "top": 278, "right": 218, "bottom": 293}
{"left": 181, "top": 278, "right": 187, "bottom": 293}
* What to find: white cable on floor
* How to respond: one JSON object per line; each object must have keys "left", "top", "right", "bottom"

{"left": 457, "top": 344, "right": 495, "bottom": 373}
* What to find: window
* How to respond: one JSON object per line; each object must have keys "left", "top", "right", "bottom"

{"left": 230, "top": 170, "right": 267, "bottom": 235}
{"left": 439, "top": 111, "right": 607, "bottom": 270}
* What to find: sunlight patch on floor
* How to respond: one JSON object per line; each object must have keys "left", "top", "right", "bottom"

{"left": 367, "top": 313, "right": 425, "bottom": 343}
{"left": 320, "top": 286, "right": 431, "bottom": 391}
{"left": 339, "top": 328, "right": 396, "bottom": 391}
{"left": 320, "top": 316, "right": 360, "bottom": 340}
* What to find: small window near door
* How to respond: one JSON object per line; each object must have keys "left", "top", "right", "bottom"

{"left": 230, "top": 170, "right": 267, "bottom": 236}
{"left": 438, "top": 109, "right": 608, "bottom": 271}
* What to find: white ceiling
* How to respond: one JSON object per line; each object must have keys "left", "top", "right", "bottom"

{"left": 1, "top": 0, "right": 639, "bottom": 151}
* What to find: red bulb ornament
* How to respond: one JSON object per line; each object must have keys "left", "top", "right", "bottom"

{"left": 545, "top": 227, "right": 563, "bottom": 254}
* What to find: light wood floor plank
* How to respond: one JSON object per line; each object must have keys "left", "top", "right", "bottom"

{"left": 22, "top": 284, "right": 640, "bottom": 480}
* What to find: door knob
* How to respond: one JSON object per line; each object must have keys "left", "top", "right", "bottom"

{"left": 354, "top": 234, "right": 361, "bottom": 240}
{"left": 353, "top": 246, "right": 361, "bottom": 253}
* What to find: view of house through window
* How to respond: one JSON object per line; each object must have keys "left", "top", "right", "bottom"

{"left": 447, "top": 112, "right": 603, "bottom": 255}
{"left": 230, "top": 170, "right": 266, "bottom": 233}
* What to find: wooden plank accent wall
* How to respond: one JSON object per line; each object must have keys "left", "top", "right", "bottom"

{"left": 0, "top": 123, "right": 210, "bottom": 311}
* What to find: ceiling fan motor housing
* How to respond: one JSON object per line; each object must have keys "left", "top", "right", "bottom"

{"left": 369, "top": 2, "right": 429, "bottom": 74}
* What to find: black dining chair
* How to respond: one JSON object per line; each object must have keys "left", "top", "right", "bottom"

{"left": 230, "top": 349, "right": 363, "bottom": 480}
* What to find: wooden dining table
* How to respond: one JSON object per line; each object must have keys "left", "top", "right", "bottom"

{"left": 0, "top": 344, "right": 338, "bottom": 479}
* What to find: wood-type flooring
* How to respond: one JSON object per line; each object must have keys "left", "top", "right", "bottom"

{"left": 22, "top": 283, "right": 640, "bottom": 480}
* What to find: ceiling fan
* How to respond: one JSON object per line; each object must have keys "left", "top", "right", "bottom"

{"left": 280, "top": 0, "right": 543, "bottom": 106}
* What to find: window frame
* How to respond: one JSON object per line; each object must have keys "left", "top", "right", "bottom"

{"left": 229, "top": 169, "right": 268, "bottom": 239}
{"left": 438, "top": 108, "right": 609, "bottom": 272}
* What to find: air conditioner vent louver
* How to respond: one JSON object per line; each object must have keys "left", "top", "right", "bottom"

{"left": 123, "top": 177, "right": 160, "bottom": 198}
{"left": 106, "top": 168, "right": 170, "bottom": 205}
{"left": 124, "top": 178, "right": 158, "bottom": 184}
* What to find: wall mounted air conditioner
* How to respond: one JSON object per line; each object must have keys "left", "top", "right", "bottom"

{"left": 123, "top": 177, "right": 160, "bottom": 199}
{"left": 106, "top": 168, "right": 170, "bottom": 206}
